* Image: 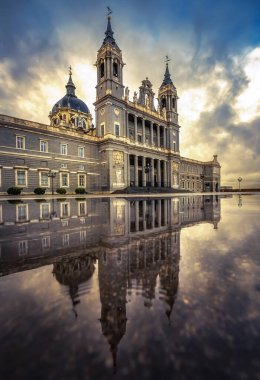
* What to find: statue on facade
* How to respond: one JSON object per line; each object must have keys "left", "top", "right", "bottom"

{"left": 133, "top": 91, "right": 137, "bottom": 103}
{"left": 125, "top": 87, "right": 129, "bottom": 101}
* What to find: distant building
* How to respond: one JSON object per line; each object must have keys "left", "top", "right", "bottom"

{"left": 0, "top": 16, "right": 220, "bottom": 194}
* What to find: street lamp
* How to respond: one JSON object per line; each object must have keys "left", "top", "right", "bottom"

{"left": 47, "top": 170, "right": 56, "bottom": 195}
{"left": 238, "top": 177, "right": 242, "bottom": 192}
{"left": 145, "top": 163, "right": 151, "bottom": 190}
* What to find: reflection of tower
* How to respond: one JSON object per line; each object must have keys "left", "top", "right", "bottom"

{"left": 53, "top": 254, "right": 96, "bottom": 318}
{"left": 128, "top": 238, "right": 162, "bottom": 308}
{"left": 159, "top": 231, "right": 180, "bottom": 324}
{"left": 203, "top": 195, "right": 221, "bottom": 227}
{"left": 98, "top": 248, "right": 127, "bottom": 372}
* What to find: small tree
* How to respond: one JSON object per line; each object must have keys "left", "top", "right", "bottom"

{"left": 75, "top": 188, "right": 86, "bottom": 194}
{"left": 7, "top": 187, "right": 22, "bottom": 195}
{"left": 56, "top": 188, "right": 67, "bottom": 195}
{"left": 34, "top": 187, "right": 46, "bottom": 195}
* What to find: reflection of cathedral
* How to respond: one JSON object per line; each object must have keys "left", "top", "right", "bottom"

{"left": 0, "top": 195, "right": 221, "bottom": 370}
{"left": 0, "top": 14, "right": 220, "bottom": 194}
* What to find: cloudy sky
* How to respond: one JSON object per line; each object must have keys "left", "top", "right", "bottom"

{"left": 0, "top": 0, "right": 259, "bottom": 187}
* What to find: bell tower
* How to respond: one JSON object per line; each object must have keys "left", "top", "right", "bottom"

{"left": 158, "top": 59, "right": 178, "bottom": 124}
{"left": 158, "top": 58, "right": 180, "bottom": 154}
{"left": 95, "top": 12, "right": 124, "bottom": 102}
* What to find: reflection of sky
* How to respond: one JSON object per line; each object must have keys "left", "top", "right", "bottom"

{"left": 0, "top": 1, "right": 260, "bottom": 187}
{"left": 0, "top": 195, "right": 259, "bottom": 379}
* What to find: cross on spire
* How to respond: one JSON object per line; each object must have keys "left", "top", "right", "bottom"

{"left": 107, "top": 6, "right": 112, "bottom": 16}
{"left": 165, "top": 55, "right": 171, "bottom": 63}
{"left": 66, "top": 65, "right": 76, "bottom": 97}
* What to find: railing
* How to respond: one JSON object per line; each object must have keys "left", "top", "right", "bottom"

{"left": 103, "top": 133, "right": 179, "bottom": 155}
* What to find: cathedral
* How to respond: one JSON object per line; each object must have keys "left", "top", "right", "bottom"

{"left": 0, "top": 15, "right": 221, "bottom": 194}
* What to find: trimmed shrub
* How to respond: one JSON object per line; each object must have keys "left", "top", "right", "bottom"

{"left": 56, "top": 188, "right": 67, "bottom": 195}
{"left": 75, "top": 188, "right": 86, "bottom": 194}
{"left": 34, "top": 187, "right": 46, "bottom": 195}
{"left": 7, "top": 187, "right": 22, "bottom": 195}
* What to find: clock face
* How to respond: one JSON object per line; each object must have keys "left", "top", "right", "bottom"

{"left": 114, "top": 107, "right": 120, "bottom": 116}
{"left": 100, "top": 108, "right": 105, "bottom": 116}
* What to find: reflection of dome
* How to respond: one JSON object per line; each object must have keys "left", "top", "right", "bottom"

{"left": 53, "top": 255, "right": 95, "bottom": 286}
{"left": 53, "top": 254, "right": 96, "bottom": 317}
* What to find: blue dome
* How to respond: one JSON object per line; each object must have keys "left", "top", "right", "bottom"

{"left": 52, "top": 94, "right": 90, "bottom": 115}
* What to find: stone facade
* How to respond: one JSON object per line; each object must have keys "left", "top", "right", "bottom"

{"left": 0, "top": 16, "right": 221, "bottom": 194}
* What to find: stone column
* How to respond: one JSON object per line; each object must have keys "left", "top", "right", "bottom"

{"left": 157, "top": 159, "right": 161, "bottom": 187}
{"left": 143, "top": 200, "right": 147, "bottom": 231}
{"left": 158, "top": 199, "right": 162, "bottom": 227}
{"left": 134, "top": 155, "right": 139, "bottom": 187}
{"left": 151, "top": 158, "right": 155, "bottom": 187}
{"left": 157, "top": 125, "right": 160, "bottom": 147}
{"left": 163, "top": 126, "right": 166, "bottom": 148}
{"left": 134, "top": 115, "right": 138, "bottom": 142}
{"left": 142, "top": 118, "right": 146, "bottom": 143}
{"left": 164, "top": 199, "right": 168, "bottom": 225}
{"left": 135, "top": 201, "right": 139, "bottom": 232}
{"left": 151, "top": 200, "right": 155, "bottom": 228}
{"left": 142, "top": 156, "right": 146, "bottom": 187}
{"left": 126, "top": 112, "right": 129, "bottom": 138}
{"left": 151, "top": 123, "right": 154, "bottom": 145}
{"left": 127, "top": 153, "right": 130, "bottom": 187}
{"left": 163, "top": 161, "right": 168, "bottom": 187}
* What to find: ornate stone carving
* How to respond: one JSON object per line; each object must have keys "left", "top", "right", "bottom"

{"left": 113, "top": 151, "right": 124, "bottom": 164}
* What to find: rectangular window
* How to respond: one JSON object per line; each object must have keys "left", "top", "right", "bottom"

{"left": 60, "top": 143, "right": 68, "bottom": 155}
{"left": 0, "top": 168, "right": 1, "bottom": 187}
{"left": 60, "top": 173, "right": 69, "bottom": 187}
{"left": 40, "top": 203, "right": 50, "bottom": 219}
{"left": 16, "top": 136, "right": 25, "bottom": 149}
{"left": 40, "top": 171, "right": 50, "bottom": 187}
{"left": 61, "top": 202, "right": 70, "bottom": 218}
{"left": 62, "top": 234, "right": 70, "bottom": 247}
{"left": 80, "top": 230, "right": 87, "bottom": 242}
{"left": 0, "top": 205, "right": 2, "bottom": 224}
{"left": 17, "top": 204, "right": 28, "bottom": 222}
{"left": 138, "top": 134, "right": 142, "bottom": 143}
{"left": 78, "top": 147, "right": 85, "bottom": 158}
{"left": 115, "top": 124, "right": 120, "bottom": 137}
{"left": 78, "top": 201, "right": 87, "bottom": 216}
{"left": 18, "top": 240, "right": 28, "bottom": 256}
{"left": 78, "top": 174, "right": 86, "bottom": 187}
{"left": 40, "top": 140, "right": 48, "bottom": 153}
{"left": 16, "top": 169, "right": 27, "bottom": 187}
{"left": 42, "top": 236, "right": 50, "bottom": 249}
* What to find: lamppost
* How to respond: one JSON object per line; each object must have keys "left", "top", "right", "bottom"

{"left": 48, "top": 170, "right": 56, "bottom": 195}
{"left": 238, "top": 177, "right": 242, "bottom": 192}
{"left": 145, "top": 163, "right": 151, "bottom": 190}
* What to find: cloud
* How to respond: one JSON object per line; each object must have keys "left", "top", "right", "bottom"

{"left": 0, "top": 0, "right": 259, "bottom": 187}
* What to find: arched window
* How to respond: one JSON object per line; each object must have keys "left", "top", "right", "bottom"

{"left": 172, "top": 98, "right": 176, "bottom": 108}
{"left": 161, "top": 97, "right": 166, "bottom": 108}
{"left": 113, "top": 61, "right": 118, "bottom": 77}
{"left": 100, "top": 61, "right": 104, "bottom": 78}
{"left": 82, "top": 120, "right": 86, "bottom": 129}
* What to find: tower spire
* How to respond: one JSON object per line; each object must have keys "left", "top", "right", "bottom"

{"left": 103, "top": 7, "right": 117, "bottom": 46}
{"left": 161, "top": 57, "right": 174, "bottom": 88}
{"left": 66, "top": 65, "right": 76, "bottom": 97}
